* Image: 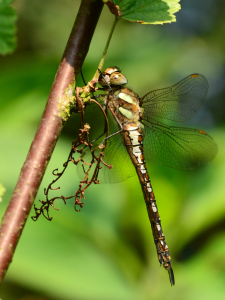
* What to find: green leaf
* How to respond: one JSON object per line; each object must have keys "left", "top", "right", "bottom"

{"left": 104, "top": 0, "right": 181, "bottom": 24}
{"left": 0, "top": 0, "right": 17, "bottom": 55}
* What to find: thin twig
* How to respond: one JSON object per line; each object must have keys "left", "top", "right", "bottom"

{"left": 93, "top": 18, "right": 119, "bottom": 80}
{"left": 76, "top": 87, "right": 85, "bottom": 129}
{"left": 31, "top": 95, "right": 112, "bottom": 221}
{"left": 90, "top": 98, "right": 109, "bottom": 140}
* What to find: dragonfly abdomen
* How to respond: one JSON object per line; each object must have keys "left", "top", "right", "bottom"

{"left": 122, "top": 122, "right": 175, "bottom": 285}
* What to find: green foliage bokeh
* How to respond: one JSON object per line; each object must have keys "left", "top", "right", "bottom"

{"left": 0, "top": 1, "right": 225, "bottom": 300}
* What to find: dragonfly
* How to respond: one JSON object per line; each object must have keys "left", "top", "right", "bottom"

{"left": 82, "top": 67, "right": 217, "bottom": 286}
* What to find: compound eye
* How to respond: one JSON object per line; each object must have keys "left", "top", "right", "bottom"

{"left": 109, "top": 72, "right": 128, "bottom": 85}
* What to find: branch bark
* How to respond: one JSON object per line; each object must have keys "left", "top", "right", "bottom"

{"left": 0, "top": 0, "right": 104, "bottom": 284}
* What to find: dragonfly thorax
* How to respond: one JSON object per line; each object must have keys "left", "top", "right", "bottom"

{"left": 100, "top": 67, "right": 144, "bottom": 132}
{"left": 108, "top": 87, "right": 144, "bottom": 131}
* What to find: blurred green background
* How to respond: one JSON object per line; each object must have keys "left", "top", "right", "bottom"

{"left": 0, "top": 0, "right": 225, "bottom": 299}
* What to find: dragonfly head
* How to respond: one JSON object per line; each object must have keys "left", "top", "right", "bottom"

{"left": 99, "top": 66, "right": 128, "bottom": 87}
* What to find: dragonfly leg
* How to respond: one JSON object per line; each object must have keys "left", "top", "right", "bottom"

{"left": 108, "top": 104, "right": 123, "bottom": 130}
{"left": 99, "top": 129, "right": 124, "bottom": 146}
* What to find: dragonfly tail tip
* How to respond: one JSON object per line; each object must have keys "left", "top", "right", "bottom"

{"left": 168, "top": 267, "right": 175, "bottom": 286}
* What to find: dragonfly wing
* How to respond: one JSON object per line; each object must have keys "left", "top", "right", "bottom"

{"left": 78, "top": 132, "right": 136, "bottom": 184}
{"left": 142, "top": 117, "right": 217, "bottom": 170}
{"left": 141, "top": 74, "right": 209, "bottom": 122}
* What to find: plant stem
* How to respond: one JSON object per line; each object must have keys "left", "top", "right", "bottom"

{"left": 0, "top": 0, "right": 104, "bottom": 284}
{"left": 94, "top": 17, "right": 119, "bottom": 80}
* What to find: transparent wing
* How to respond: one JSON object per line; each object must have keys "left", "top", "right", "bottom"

{"left": 142, "top": 117, "right": 217, "bottom": 170}
{"left": 141, "top": 74, "right": 209, "bottom": 122}
{"left": 78, "top": 133, "right": 136, "bottom": 184}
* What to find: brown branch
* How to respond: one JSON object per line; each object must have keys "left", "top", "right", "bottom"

{"left": 0, "top": 0, "right": 104, "bottom": 284}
